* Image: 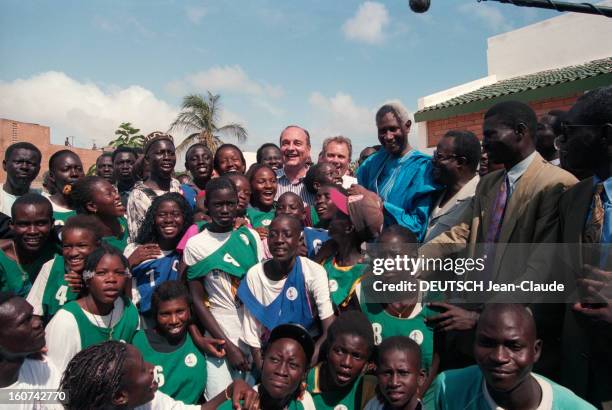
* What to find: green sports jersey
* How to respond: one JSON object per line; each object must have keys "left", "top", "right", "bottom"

{"left": 306, "top": 363, "right": 363, "bottom": 410}
{"left": 102, "top": 217, "right": 129, "bottom": 251}
{"left": 360, "top": 292, "right": 438, "bottom": 408}
{"left": 433, "top": 365, "right": 596, "bottom": 410}
{"left": 41, "top": 255, "right": 78, "bottom": 320}
{"left": 359, "top": 292, "right": 435, "bottom": 372}
{"left": 0, "top": 245, "right": 55, "bottom": 297}
{"left": 132, "top": 330, "right": 207, "bottom": 404}
{"left": 218, "top": 400, "right": 306, "bottom": 410}
{"left": 187, "top": 226, "right": 259, "bottom": 280}
{"left": 246, "top": 206, "right": 275, "bottom": 228}
{"left": 217, "top": 390, "right": 311, "bottom": 410}
{"left": 62, "top": 297, "right": 139, "bottom": 348}
{"left": 309, "top": 206, "right": 320, "bottom": 227}
{"left": 53, "top": 210, "right": 76, "bottom": 225}
{"left": 322, "top": 259, "right": 367, "bottom": 308}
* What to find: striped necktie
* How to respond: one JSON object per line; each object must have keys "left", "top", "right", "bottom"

{"left": 583, "top": 183, "right": 605, "bottom": 244}
{"left": 583, "top": 183, "right": 606, "bottom": 268}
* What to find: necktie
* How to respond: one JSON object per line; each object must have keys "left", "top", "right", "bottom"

{"left": 478, "top": 175, "right": 509, "bottom": 284}
{"left": 583, "top": 183, "right": 604, "bottom": 244}
{"left": 583, "top": 183, "right": 606, "bottom": 269}
{"left": 486, "top": 175, "right": 509, "bottom": 244}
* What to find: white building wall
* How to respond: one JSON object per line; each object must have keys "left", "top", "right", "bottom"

{"left": 415, "top": 0, "right": 612, "bottom": 149}
{"left": 488, "top": 0, "right": 612, "bottom": 81}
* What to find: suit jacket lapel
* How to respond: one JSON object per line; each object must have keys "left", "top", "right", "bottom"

{"left": 568, "top": 178, "right": 594, "bottom": 243}
{"left": 564, "top": 178, "right": 593, "bottom": 282}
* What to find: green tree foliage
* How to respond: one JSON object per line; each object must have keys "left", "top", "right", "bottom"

{"left": 169, "top": 92, "right": 247, "bottom": 155}
{"left": 109, "top": 122, "right": 145, "bottom": 148}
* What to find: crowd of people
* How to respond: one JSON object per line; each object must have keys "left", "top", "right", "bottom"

{"left": 1, "top": 85, "right": 611, "bottom": 409}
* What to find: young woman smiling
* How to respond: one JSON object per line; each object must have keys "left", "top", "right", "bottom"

{"left": 239, "top": 215, "right": 334, "bottom": 370}
{"left": 70, "top": 176, "right": 129, "bottom": 251}
{"left": 126, "top": 193, "right": 192, "bottom": 319}
{"left": 246, "top": 164, "right": 278, "bottom": 235}
{"left": 131, "top": 281, "right": 209, "bottom": 404}
{"left": 217, "top": 324, "right": 317, "bottom": 410}
{"left": 27, "top": 215, "right": 102, "bottom": 322}
{"left": 185, "top": 177, "right": 264, "bottom": 399}
{"left": 45, "top": 244, "right": 139, "bottom": 371}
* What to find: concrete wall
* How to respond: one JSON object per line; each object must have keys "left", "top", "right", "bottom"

{"left": 424, "top": 93, "right": 582, "bottom": 148}
{"left": 487, "top": 0, "right": 612, "bottom": 81}
{"left": 0, "top": 118, "right": 103, "bottom": 186}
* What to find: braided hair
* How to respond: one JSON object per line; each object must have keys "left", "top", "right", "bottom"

{"left": 134, "top": 193, "right": 193, "bottom": 245}
{"left": 60, "top": 340, "right": 128, "bottom": 410}
{"left": 69, "top": 176, "right": 107, "bottom": 214}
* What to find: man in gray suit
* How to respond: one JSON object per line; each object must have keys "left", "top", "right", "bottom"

{"left": 425, "top": 130, "right": 480, "bottom": 243}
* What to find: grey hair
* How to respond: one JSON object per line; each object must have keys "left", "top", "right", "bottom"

{"left": 375, "top": 100, "right": 413, "bottom": 127}
{"left": 321, "top": 135, "right": 353, "bottom": 162}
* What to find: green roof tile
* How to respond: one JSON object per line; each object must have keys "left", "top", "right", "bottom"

{"left": 416, "top": 57, "right": 612, "bottom": 114}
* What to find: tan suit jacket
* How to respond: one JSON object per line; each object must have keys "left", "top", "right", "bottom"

{"left": 421, "top": 152, "right": 577, "bottom": 287}
{"left": 558, "top": 177, "right": 612, "bottom": 409}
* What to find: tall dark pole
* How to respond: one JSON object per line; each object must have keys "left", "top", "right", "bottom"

{"left": 480, "top": 0, "right": 612, "bottom": 18}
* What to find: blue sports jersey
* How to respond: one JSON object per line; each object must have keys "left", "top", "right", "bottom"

{"left": 132, "top": 252, "right": 180, "bottom": 312}
{"left": 304, "top": 227, "right": 329, "bottom": 258}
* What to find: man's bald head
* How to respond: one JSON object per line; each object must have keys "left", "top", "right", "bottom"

{"left": 271, "top": 213, "right": 302, "bottom": 232}
{"left": 474, "top": 304, "right": 542, "bottom": 393}
{"left": 477, "top": 303, "right": 537, "bottom": 342}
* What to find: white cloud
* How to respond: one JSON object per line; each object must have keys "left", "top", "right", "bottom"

{"left": 308, "top": 91, "right": 376, "bottom": 153}
{"left": 93, "top": 16, "right": 117, "bottom": 32}
{"left": 308, "top": 93, "right": 424, "bottom": 154}
{"left": 186, "top": 6, "right": 207, "bottom": 24}
{"left": 93, "top": 14, "right": 154, "bottom": 38}
{"left": 166, "top": 65, "right": 284, "bottom": 100}
{"left": 0, "top": 71, "right": 180, "bottom": 148}
{"left": 458, "top": 3, "right": 513, "bottom": 32}
{"left": 342, "top": 2, "right": 389, "bottom": 45}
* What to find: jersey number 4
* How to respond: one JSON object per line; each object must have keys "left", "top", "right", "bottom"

{"left": 55, "top": 285, "right": 68, "bottom": 306}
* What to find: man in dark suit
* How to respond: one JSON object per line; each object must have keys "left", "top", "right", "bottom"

{"left": 557, "top": 86, "right": 612, "bottom": 409}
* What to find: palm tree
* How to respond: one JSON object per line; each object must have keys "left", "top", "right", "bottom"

{"left": 169, "top": 92, "right": 247, "bottom": 155}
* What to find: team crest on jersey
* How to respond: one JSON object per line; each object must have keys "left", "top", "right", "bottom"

{"left": 223, "top": 253, "right": 240, "bottom": 267}
{"left": 240, "top": 233, "right": 250, "bottom": 245}
{"left": 328, "top": 279, "right": 338, "bottom": 292}
{"left": 312, "top": 239, "right": 322, "bottom": 254}
{"left": 286, "top": 286, "right": 298, "bottom": 301}
{"left": 262, "top": 219, "right": 272, "bottom": 226}
{"left": 409, "top": 330, "right": 424, "bottom": 345}
{"left": 184, "top": 353, "right": 198, "bottom": 367}
{"left": 334, "top": 405, "right": 348, "bottom": 410}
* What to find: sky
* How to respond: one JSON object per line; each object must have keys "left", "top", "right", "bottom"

{"left": 0, "top": 0, "right": 587, "bottom": 161}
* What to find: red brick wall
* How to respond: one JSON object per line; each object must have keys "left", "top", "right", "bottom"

{"left": 0, "top": 118, "right": 103, "bottom": 186}
{"left": 426, "top": 93, "right": 582, "bottom": 147}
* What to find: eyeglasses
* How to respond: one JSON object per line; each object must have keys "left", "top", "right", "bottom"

{"left": 554, "top": 123, "right": 612, "bottom": 150}
{"left": 432, "top": 150, "right": 460, "bottom": 162}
